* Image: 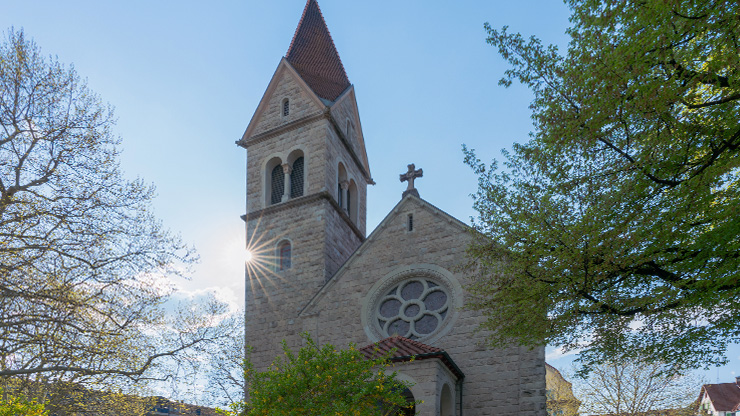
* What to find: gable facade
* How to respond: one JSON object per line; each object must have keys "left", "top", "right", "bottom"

{"left": 238, "top": 1, "right": 545, "bottom": 415}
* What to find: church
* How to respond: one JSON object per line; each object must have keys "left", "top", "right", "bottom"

{"left": 237, "top": 1, "right": 545, "bottom": 414}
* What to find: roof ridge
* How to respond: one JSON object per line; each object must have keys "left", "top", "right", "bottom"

{"left": 385, "top": 335, "right": 441, "bottom": 352}
{"left": 285, "top": 0, "right": 312, "bottom": 57}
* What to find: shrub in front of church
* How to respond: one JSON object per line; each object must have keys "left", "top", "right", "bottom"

{"left": 0, "top": 389, "right": 47, "bottom": 416}
{"left": 222, "top": 333, "right": 414, "bottom": 416}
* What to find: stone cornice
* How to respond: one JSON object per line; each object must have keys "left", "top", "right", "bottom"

{"left": 237, "top": 108, "right": 374, "bottom": 185}
{"left": 236, "top": 111, "right": 325, "bottom": 148}
{"left": 241, "top": 190, "right": 365, "bottom": 241}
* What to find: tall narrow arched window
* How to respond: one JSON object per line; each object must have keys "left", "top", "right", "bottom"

{"left": 337, "top": 162, "right": 347, "bottom": 209}
{"left": 346, "top": 187, "right": 351, "bottom": 215}
{"left": 348, "top": 180, "right": 358, "bottom": 224}
{"left": 278, "top": 241, "right": 291, "bottom": 271}
{"left": 282, "top": 98, "right": 290, "bottom": 117}
{"left": 270, "top": 165, "right": 284, "bottom": 205}
{"left": 290, "top": 157, "right": 304, "bottom": 198}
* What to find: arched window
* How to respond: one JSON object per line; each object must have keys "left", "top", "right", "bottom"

{"left": 290, "top": 157, "right": 304, "bottom": 198}
{"left": 270, "top": 164, "right": 284, "bottom": 205}
{"left": 278, "top": 241, "right": 291, "bottom": 271}
{"left": 346, "top": 187, "right": 351, "bottom": 215}
{"left": 282, "top": 98, "right": 290, "bottom": 117}
{"left": 348, "top": 179, "right": 358, "bottom": 224}
{"left": 337, "top": 162, "right": 347, "bottom": 208}
{"left": 337, "top": 182, "right": 343, "bottom": 207}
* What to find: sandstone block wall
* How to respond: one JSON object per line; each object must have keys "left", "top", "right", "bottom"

{"left": 299, "top": 196, "right": 546, "bottom": 416}
{"left": 251, "top": 68, "right": 320, "bottom": 137}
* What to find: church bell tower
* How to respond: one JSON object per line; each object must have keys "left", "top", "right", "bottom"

{"left": 238, "top": 0, "right": 373, "bottom": 357}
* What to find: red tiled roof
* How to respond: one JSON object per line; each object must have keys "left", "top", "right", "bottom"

{"left": 286, "top": 0, "right": 350, "bottom": 102}
{"left": 360, "top": 336, "right": 464, "bottom": 379}
{"left": 360, "top": 336, "right": 442, "bottom": 360}
{"left": 703, "top": 383, "right": 740, "bottom": 411}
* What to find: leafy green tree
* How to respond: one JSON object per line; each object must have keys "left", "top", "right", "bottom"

{"left": 0, "top": 389, "right": 47, "bottom": 416}
{"left": 464, "top": 0, "right": 740, "bottom": 371}
{"left": 0, "top": 27, "right": 230, "bottom": 399}
{"left": 221, "top": 333, "right": 414, "bottom": 416}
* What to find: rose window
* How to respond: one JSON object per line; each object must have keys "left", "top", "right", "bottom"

{"left": 376, "top": 279, "right": 449, "bottom": 340}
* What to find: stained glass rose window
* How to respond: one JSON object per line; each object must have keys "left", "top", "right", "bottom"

{"left": 375, "top": 278, "right": 449, "bottom": 340}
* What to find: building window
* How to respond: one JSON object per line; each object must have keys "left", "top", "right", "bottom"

{"left": 337, "top": 162, "right": 347, "bottom": 208}
{"left": 375, "top": 278, "right": 450, "bottom": 340}
{"left": 346, "top": 187, "right": 351, "bottom": 215}
{"left": 407, "top": 214, "right": 413, "bottom": 232}
{"left": 290, "top": 157, "right": 304, "bottom": 198}
{"left": 347, "top": 180, "right": 358, "bottom": 224}
{"left": 282, "top": 98, "right": 290, "bottom": 117}
{"left": 278, "top": 241, "right": 292, "bottom": 271}
{"left": 270, "top": 164, "right": 284, "bottom": 205}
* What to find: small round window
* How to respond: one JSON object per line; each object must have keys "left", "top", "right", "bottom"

{"left": 376, "top": 278, "right": 449, "bottom": 340}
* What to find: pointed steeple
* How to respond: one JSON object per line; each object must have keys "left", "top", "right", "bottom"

{"left": 286, "top": 0, "right": 351, "bottom": 102}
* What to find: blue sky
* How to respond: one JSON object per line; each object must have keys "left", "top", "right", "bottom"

{"left": 2, "top": 0, "right": 735, "bottom": 387}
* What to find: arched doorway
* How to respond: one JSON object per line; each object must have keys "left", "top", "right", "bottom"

{"left": 398, "top": 387, "right": 415, "bottom": 416}
{"left": 379, "top": 387, "right": 415, "bottom": 416}
{"left": 440, "top": 384, "right": 454, "bottom": 416}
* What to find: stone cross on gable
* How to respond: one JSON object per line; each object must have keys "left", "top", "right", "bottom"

{"left": 400, "top": 163, "right": 423, "bottom": 198}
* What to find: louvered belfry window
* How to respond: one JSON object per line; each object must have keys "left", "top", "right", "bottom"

{"left": 290, "top": 157, "right": 304, "bottom": 198}
{"left": 346, "top": 188, "right": 351, "bottom": 215}
{"left": 271, "top": 165, "right": 284, "bottom": 205}
{"left": 282, "top": 99, "right": 289, "bottom": 116}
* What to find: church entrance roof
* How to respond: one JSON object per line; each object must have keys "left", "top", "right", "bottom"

{"left": 360, "top": 335, "right": 465, "bottom": 380}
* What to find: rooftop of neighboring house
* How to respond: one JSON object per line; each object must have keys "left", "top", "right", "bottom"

{"left": 699, "top": 377, "right": 740, "bottom": 413}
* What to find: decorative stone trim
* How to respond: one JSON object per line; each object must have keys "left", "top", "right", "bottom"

{"left": 361, "top": 264, "right": 463, "bottom": 345}
{"left": 242, "top": 191, "right": 364, "bottom": 241}
{"left": 237, "top": 111, "right": 325, "bottom": 148}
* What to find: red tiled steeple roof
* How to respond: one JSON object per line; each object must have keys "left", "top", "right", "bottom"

{"left": 286, "top": 0, "right": 351, "bottom": 102}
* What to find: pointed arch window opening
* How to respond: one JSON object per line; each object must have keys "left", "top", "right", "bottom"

{"left": 270, "top": 165, "right": 285, "bottom": 205}
{"left": 290, "top": 157, "right": 304, "bottom": 198}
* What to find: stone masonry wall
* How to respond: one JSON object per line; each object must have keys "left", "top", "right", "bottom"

{"left": 300, "top": 196, "right": 546, "bottom": 416}
{"left": 245, "top": 117, "right": 325, "bottom": 213}
{"left": 251, "top": 67, "right": 321, "bottom": 137}
{"left": 324, "top": 121, "right": 367, "bottom": 235}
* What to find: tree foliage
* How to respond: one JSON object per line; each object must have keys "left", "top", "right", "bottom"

{"left": 465, "top": 0, "right": 740, "bottom": 370}
{"left": 0, "top": 389, "right": 47, "bottom": 416}
{"left": 572, "top": 361, "right": 699, "bottom": 416}
{"left": 0, "top": 28, "right": 229, "bottom": 390}
{"left": 222, "top": 333, "right": 414, "bottom": 416}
